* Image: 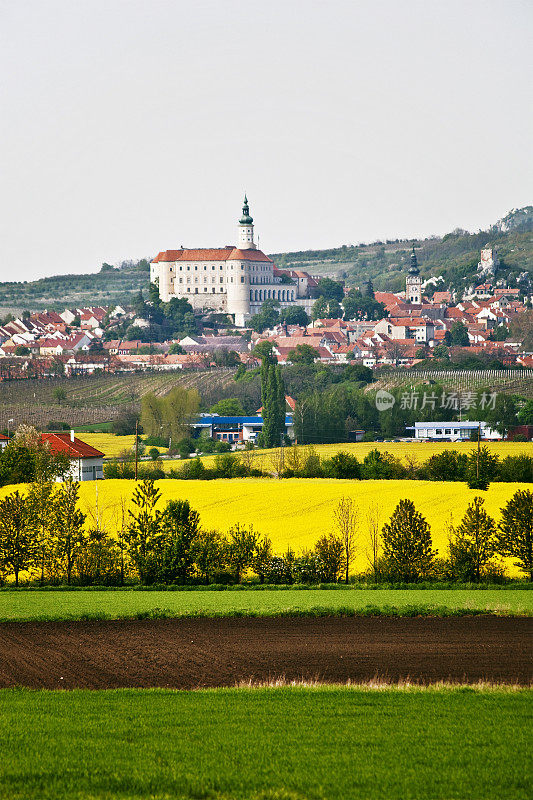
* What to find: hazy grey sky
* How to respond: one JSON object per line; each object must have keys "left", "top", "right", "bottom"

{"left": 1, "top": 0, "right": 531, "bottom": 281}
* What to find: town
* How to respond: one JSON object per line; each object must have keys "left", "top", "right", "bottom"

{"left": 1, "top": 200, "right": 532, "bottom": 379}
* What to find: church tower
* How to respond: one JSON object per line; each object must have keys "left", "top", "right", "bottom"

{"left": 406, "top": 246, "right": 422, "bottom": 304}
{"left": 237, "top": 195, "right": 256, "bottom": 249}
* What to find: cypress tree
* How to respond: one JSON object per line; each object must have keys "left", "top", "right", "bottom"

{"left": 275, "top": 365, "right": 286, "bottom": 445}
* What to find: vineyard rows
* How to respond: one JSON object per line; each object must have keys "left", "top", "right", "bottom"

{"left": 0, "top": 369, "right": 236, "bottom": 429}
{"left": 375, "top": 369, "right": 533, "bottom": 396}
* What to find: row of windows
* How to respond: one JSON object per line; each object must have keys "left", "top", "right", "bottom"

{"left": 250, "top": 289, "right": 296, "bottom": 302}
{"left": 169, "top": 263, "right": 249, "bottom": 272}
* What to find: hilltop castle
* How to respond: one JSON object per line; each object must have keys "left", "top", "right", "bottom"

{"left": 150, "top": 198, "right": 298, "bottom": 327}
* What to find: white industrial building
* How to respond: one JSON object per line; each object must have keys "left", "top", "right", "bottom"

{"left": 407, "top": 421, "right": 501, "bottom": 441}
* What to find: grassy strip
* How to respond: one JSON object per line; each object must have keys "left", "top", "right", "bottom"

{"left": 1, "top": 588, "right": 531, "bottom": 621}
{"left": 0, "top": 686, "right": 530, "bottom": 799}
{"left": 2, "top": 604, "right": 531, "bottom": 623}
{"left": 2, "top": 580, "right": 532, "bottom": 591}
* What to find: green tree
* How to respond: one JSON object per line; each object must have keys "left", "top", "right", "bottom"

{"left": 288, "top": 344, "right": 319, "bottom": 364}
{"left": 210, "top": 398, "right": 246, "bottom": 416}
{"left": 168, "top": 342, "right": 185, "bottom": 354}
{"left": 0, "top": 490, "right": 36, "bottom": 585}
{"left": 252, "top": 536, "right": 274, "bottom": 583}
{"left": 156, "top": 499, "right": 201, "bottom": 583}
{"left": 382, "top": 499, "right": 436, "bottom": 582}
{"left": 465, "top": 445, "right": 499, "bottom": 490}
{"left": 51, "top": 480, "right": 87, "bottom": 585}
{"left": 484, "top": 394, "right": 518, "bottom": 437}
{"left": 449, "top": 497, "right": 498, "bottom": 582}
{"left": 249, "top": 300, "right": 280, "bottom": 333}
{"left": 450, "top": 321, "right": 470, "bottom": 347}
{"left": 498, "top": 489, "right": 533, "bottom": 580}
{"left": 53, "top": 387, "right": 67, "bottom": 405}
{"left": 316, "top": 277, "right": 344, "bottom": 302}
{"left": 227, "top": 523, "right": 260, "bottom": 583}
{"left": 125, "top": 479, "right": 162, "bottom": 583}
{"left": 261, "top": 363, "right": 285, "bottom": 448}
{"left": 517, "top": 399, "right": 533, "bottom": 426}
{"left": 26, "top": 481, "right": 56, "bottom": 585}
{"left": 314, "top": 533, "right": 345, "bottom": 582}
{"left": 253, "top": 340, "right": 277, "bottom": 364}
{"left": 311, "top": 296, "right": 328, "bottom": 321}
{"left": 193, "top": 529, "right": 227, "bottom": 582}
{"left": 432, "top": 344, "right": 450, "bottom": 359}
{"left": 279, "top": 306, "right": 309, "bottom": 326}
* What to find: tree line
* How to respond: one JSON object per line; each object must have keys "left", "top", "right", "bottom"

{"left": 102, "top": 445, "right": 533, "bottom": 485}
{"left": 0, "top": 479, "right": 531, "bottom": 586}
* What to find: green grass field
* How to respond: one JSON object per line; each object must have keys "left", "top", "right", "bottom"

{"left": 1, "top": 588, "right": 531, "bottom": 621}
{"left": 0, "top": 687, "right": 530, "bottom": 800}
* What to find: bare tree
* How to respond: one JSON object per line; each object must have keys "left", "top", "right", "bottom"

{"left": 239, "top": 446, "right": 256, "bottom": 475}
{"left": 269, "top": 446, "right": 285, "bottom": 477}
{"left": 366, "top": 502, "right": 381, "bottom": 582}
{"left": 333, "top": 496, "right": 358, "bottom": 583}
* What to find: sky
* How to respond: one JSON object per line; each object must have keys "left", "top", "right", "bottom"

{"left": 0, "top": 0, "right": 532, "bottom": 282}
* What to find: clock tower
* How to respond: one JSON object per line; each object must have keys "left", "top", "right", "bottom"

{"left": 406, "top": 246, "right": 422, "bottom": 304}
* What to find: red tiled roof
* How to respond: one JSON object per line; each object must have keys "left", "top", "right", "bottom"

{"left": 40, "top": 433, "right": 104, "bottom": 458}
{"left": 390, "top": 317, "right": 431, "bottom": 326}
{"left": 152, "top": 248, "right": 273, "bottom": 263}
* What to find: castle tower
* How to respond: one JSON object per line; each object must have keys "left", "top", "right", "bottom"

{"left": 237, "top": 195, "right": 256, "bottom": 249}
{"left": 406, "top": 246, "right": 422, "bottom": 304}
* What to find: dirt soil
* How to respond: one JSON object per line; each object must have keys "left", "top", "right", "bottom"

{"left": 0, "top": 616, "right": 531, "bottom": 689}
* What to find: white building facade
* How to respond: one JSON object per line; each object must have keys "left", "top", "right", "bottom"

{"left": 409, "top": 421, "right": 501, "bottom": 441}
{"left": 150, "top": 198, "right": 298, "bottom": 327}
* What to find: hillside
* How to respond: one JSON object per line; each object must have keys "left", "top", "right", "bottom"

{"left": 270, "top": 206, "right": 533, "bottom": 294}
{"left": 1, "top": 207, "right": 531, "bottom": 315}
{"left": 0, "top": 260, "right": 150, "bottom": 315}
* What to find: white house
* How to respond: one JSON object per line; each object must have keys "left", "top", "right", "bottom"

{"left": 41, "top": 432, "right": 105, "bottom": 480}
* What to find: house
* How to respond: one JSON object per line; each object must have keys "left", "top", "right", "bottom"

{"left": 407, "top": 421, "right": 501, "bottom": 441}
{"left": 0, "top": 434, "right": 8, "bottom": 452}
{"left": 41, "top": 432, "right": 105, "bottom": 481}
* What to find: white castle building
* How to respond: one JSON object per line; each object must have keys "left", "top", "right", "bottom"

{"left": 150, "top": 198, "right": 298, "bottom": 327}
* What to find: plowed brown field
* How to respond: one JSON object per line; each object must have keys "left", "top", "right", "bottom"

{"left": 1, "top": 616, "right": 531, "bottom": 688}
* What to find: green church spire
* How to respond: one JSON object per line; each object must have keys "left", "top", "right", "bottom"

{"left": 408, "top": 245, "right": 420, "bottom": 275}
{"left": 239, "top": 195, "right": 253, "bottom": 225}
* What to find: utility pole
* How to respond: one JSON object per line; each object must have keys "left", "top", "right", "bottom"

{"left": 135, "top": 420, "right": 139, "bottom": 480}
{"left": 280, "top": 432, "right": 285, "bottom": 476}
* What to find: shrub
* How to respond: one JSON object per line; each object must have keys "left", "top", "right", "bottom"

{"left": 180, "top": 458, "right": 206, "bottom": 480}
{"left": 498, "top": 455, "right": 533, "bottom": 483}
{"left": 323, "top": 452, "right": 361, "bottom": 480}
{"left": 420, "top": 450, "right": 467, "bottom": 481}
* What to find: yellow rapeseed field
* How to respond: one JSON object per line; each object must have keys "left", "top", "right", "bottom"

{"left": 162, "top": 440, "right": 532, "bottom": 472}
{"left": 63, "top": 478, "right": 532, "bottom": 575}
{"left": 77, "top": 434, "right": 531, "bottom": 465}
{"left": 79, "top": 433, "right": 165, "bottom": 458}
